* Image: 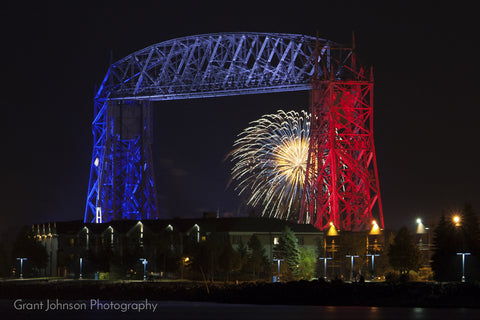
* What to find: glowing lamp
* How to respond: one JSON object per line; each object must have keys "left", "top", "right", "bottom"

{"left": 370, "top": 220, "right": 381, "bottom": 235}
{"left": 453, "top": 215, "right": 461, "bottom": 227}
{"left": 327, "top": 222, "right": 339, "bottom": 236}
{"left": 416, "top": 218, "right": 426, "bottom": 234}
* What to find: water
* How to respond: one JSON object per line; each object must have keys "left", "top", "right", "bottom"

{"left": 2, "top": 300, "right": 479, "bottom": 320}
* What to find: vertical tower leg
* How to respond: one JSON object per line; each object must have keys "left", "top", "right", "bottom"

{"left": 301, "top": 74, "right": 384, "bottom": 231}
{"left": 85, "top": 100, "right": 159, "bottom": 223}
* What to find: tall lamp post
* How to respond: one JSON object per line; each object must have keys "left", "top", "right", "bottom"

{"left": 457, "top": 253, "right": 471, "bottom": 283}
{"left": 319, "top": 257, "right": 332, "bottom": 281}
{"left": 273, "top": 258, "right": 284, "bottom": 283}
{"left": 79, "top": 257, "right": 83, "bottom": 279}
{"left": 345, "top": 255, "right": 359, "bottom": 282}
{"left": 416, "top": 218, "right": 431, "bottom": 266}
{"left": 17, "top": 258, "right": 27, "bottom": 279}
{"left": 452, "top": 215, "right": 470, "bottom": 282}
{"left": 139, "top": 258, "right": 148, "bottom": 280}
{"left": 366, "top": 253, "right": 380, "bottom": 281}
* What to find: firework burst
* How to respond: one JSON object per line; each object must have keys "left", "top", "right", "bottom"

{"left": 229, "top": 110, "right": 310, "bottom": 220}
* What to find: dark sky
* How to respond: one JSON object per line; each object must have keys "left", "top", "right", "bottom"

{"left": 2, "top": 1, "right": 478, "bottom": 237}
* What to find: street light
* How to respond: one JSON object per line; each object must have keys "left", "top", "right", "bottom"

{"left": 17, "top": 258, "right": 27, "bottom": 279}
{"left": 453, "top": 215, "right": 461, "bottom": 227}
{"left": 79, "top": 257, "right": 83, "bottom": 279}
{"left": 345, "top": 254, "right": 359, "bottom": 282}
{"left": 273, "top": 258, "right": 284, "bottom": 283}
{"left": 318, "top": 257, "right": 332, "bottom": 281}
{"left": 370, "top": 220, "right": 381, "bottom": 235}
{"left": 416, "top": 218, "right": 432, "bottom": 267}
{"left": 416, "top": 218, "right": 426, "bottom": 234}
{"left": 456, "top": 252, "right": 471, "bottom": 282}
{"left": 139, "top": 258, "right": 148, "bottom": 280}
{"left": 366, "top": 253, "right": 380, "bottom": 281}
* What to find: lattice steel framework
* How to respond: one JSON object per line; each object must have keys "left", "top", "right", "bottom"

{"left": 84, "top": 32, "right": 383, "bottom": 228}
{"left": 85, "top": 99, "right": 158, "bottom": 222}
{"left": 299, "top": 45, "right": 384, "bottom": 231}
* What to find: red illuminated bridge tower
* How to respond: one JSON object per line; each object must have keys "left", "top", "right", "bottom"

{"left": 300, "top": 44, "right": 384, "bottom": 232}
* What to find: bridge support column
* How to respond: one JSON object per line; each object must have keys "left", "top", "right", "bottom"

{"left": 84, "top": 100, "right": 158, "bottom": 223}
{"left": 301, "top": 69, "right": 384, "bottom": 231}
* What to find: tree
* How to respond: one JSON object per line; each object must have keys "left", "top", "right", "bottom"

{"left": 218, "top": 240, "right": 241, "bottom": 282}
{"left": 192, "top": 232, "right": 224, "bottom": 281}
{"left": 388, "top": 226, "right": 422, "bottom": 276}
{"left": 461, "top": 203, "right": 480, "bottom": 253}
{"left": 372, "top": 231, "right": 395, "bottom": 279}
{"left": 274, "top": 226, "right": 301, "bottom": 280}
{"left": 297, "top": 247, "right": 317, "bottom": 280}
{"left": 460, "top": 203, "right": 480, "bottom": 280}
{"left": 236, "top": 239, "right": 249, "bottom": 279}
{"left": 247, "top": 234, "right": 270, "bottom": 280}
{"left": 431, "top": 214, "right": 458, "bottom": 281}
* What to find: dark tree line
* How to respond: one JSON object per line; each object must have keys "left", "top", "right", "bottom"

{"left": 8, "top": 227, "right": 49, "bottom": 277}
{"left": 191, "top": 233, "right": 271, "bottom": 282}
{"left": 5, "top": 204, "right": 478, "bottom": 283}
{"left": 388, "top": 227, "right": 422, "bottom": 278}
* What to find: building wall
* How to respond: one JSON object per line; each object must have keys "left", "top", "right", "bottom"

{"left": 32, "top": 219, "right": 324, "bottom": 279}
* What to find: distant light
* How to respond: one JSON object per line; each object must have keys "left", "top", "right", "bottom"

{"left": 94, "top": 157, "right": 100, "bottom": 167}
{"left": 327, "top": 222, "right": 339, "bottom": 236}
{"left": 416, "top": 218, "right": 426, "bottom": 234}
{"left": 453, "top": 215, "right": 461, "bottom": 226}
{"left": 370, "top": 220, "right": 381, "bottom": 235}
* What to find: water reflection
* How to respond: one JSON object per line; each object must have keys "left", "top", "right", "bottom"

{"left": 2, "top": 301, "right": 479, "bottom": 320}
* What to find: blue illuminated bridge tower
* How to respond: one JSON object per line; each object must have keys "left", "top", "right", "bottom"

{"left": 84, "top": 32, "right": 383, "bottom": 227}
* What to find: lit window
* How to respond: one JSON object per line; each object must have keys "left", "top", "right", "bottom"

{"left": 273, "top": 237, "right": 279, "bottom": 245}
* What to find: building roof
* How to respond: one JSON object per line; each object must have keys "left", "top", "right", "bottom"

{"left": 34, "top": 217, "right": 322, "bottom": 236}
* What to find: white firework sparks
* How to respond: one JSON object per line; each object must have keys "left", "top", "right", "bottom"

{"left": 229, "top": 110, "right": 310, "bottom": 220}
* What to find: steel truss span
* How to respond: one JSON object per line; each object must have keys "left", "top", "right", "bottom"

{"left": 85, "top": 32, "right": 384, "bottom": 231}
{"left": 95, "top": 32, "right": 340, "bottom": 101}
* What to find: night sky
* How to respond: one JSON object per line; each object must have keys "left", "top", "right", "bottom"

{"left": 2, "top": 1, "right": 479, "bottom": 239}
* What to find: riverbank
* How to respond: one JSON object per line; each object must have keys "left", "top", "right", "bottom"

{"left": 1, "top": 279, "right": 478, "bottom": 308}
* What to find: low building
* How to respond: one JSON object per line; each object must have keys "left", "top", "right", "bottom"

{"left": 32, "top": 217, "right": 323, "bottom": 279}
